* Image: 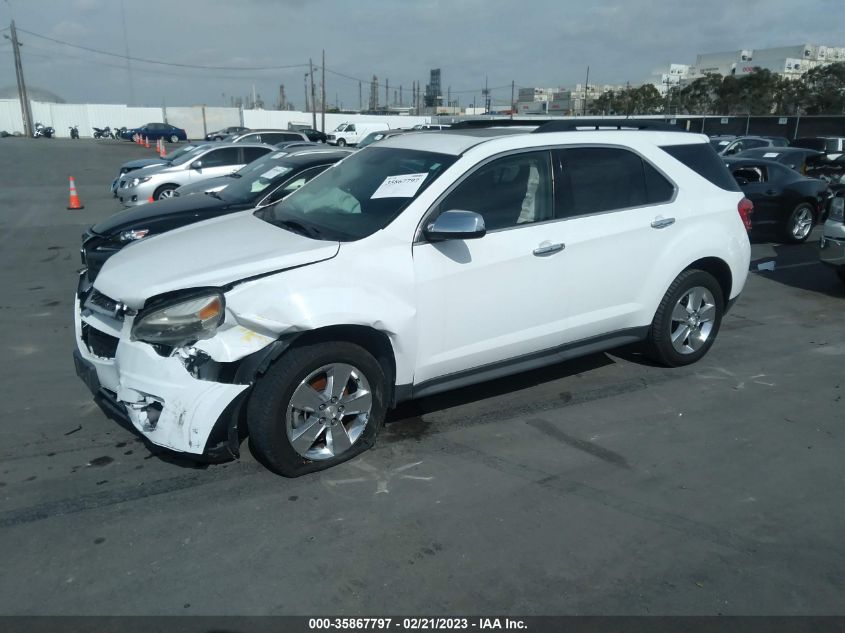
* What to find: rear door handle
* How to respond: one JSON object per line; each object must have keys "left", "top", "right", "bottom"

{"left": 650, "top": 217, "right": 676, "bottom": 229}
{"left": 533, "top": 242, "right": 565, "bottom": 256}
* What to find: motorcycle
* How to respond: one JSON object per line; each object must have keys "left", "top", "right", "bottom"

{"left": 33, "top": 122, "right": 54, "bottom": 138}
{"left": 93, "top": 126, "right": 113, "bottom": 139}
{"left": 69, "top": 125, "right": 80, "bottom": 139}
{"left": 113, "top": 126, "right": 127, "bottom": 140}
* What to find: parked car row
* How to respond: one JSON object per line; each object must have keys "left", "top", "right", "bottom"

{"left": 75, "top": 118, "right": 759, "bottom": 477}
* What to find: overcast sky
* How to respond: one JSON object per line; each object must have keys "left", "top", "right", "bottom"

{"left": 0, "top": 0, "right": 842, "bottom": 109}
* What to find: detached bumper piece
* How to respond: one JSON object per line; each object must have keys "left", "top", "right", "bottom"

{"left": 820, "top": 235, "right": 845, "bottom": 268}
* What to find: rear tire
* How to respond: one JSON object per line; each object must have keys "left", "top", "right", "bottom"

{"left": 169, "top": 134, "right": 179, "bottom": 143}
{"left": 645, "top": 269, "right": 724, "bottom": 367}
{"left": 783, "top": 202, "right": 815, "bottom": 243}
{"left": 247, "top": 342, "right": 386, "bottom": 477}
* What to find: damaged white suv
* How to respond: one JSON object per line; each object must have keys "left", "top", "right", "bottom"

{"left": 74, "top": 120, "right": 752, "bottom": 476}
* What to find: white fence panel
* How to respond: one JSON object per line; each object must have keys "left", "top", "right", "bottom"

{"left": 0, "top": 99, "right": 23, "bottom": 134}
{"left": 204, "top": 107, "right": 242, "bottom": 135}
{"left": 164, "top": 106, "right": 205, "bottom": 140}
{"left": 47, "top": 103, "right": 92, "bottom": 138}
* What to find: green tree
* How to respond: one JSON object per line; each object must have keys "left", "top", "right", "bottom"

{"left": 802, "top": 62, "right": 845, "bottom": 114}
{"left": 678, "top": 74, "right": 722, "bottom": 114}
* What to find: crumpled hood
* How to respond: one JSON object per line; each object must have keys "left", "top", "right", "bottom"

{"left": 94, "top": 211, "right": 340, "bottom": 308}
{"left": 122, "top": 158, "right": 167, "bottom": 171}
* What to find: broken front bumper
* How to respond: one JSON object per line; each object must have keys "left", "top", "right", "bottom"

{"left": 73, "top": 292, "right": 249, "bottom": 456}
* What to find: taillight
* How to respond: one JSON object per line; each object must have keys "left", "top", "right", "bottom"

{"left": 738, "top": 197, "right": 754, "bottom": 230}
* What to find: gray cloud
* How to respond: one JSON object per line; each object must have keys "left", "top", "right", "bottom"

{"left": 0, "top": 0, "right": 842, "bottom": 108}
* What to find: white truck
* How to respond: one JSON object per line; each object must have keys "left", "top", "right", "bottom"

{"left": 327, "top": 122, "right": 389, "bottom": 147}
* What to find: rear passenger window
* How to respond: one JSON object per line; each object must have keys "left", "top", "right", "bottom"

{"left": 439, "top": 151, "right": 553, "bottom": 231}
{"left": 643, "top": 161, "right": 675, "bottom": 203}
{"left": 557, "top": 147, "right": 648, "bottom": 216}
{"left": 660, "top": 143, "right": 742, "bottom": 192}
{"left": 242, "top": 147, "right": 271, "bottom": 163}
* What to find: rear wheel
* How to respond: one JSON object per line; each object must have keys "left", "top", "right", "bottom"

{"left": 645, "top": 269, "right": 724, "bottom": 367}
{"left": 169, "top": 134, "right": 179, "bottom": 143}
{"left": 783, "top": 202, "right": 815, "bottom": 243}
{"left": 247, "top": 342, "right": 386, "bottom": 477}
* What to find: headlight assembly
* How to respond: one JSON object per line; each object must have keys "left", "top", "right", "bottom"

{"left": 128, "top": 176, "right": 152, "bottom": 188}
{"left": 118, "top": 228, "right": 150, "bottom": 243}
{"left": 132, "top": 292, "right": 225, "bottom": 346}
{"left": 830, "top": 196, "right": 844, "bottom": 223}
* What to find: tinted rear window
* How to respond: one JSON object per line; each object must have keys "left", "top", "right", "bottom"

{"left": 660, "top": 143, "right": 741, "bottom": 192}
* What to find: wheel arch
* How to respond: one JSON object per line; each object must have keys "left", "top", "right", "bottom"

{"left": 153, "top": 183, "right": 180, "bottom": 198}
{"left": 683, "top": 256, "right": 733, "bottom": 304}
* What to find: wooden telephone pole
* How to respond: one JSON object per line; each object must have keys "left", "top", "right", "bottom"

{"left": 309, "top": 58, "right": 317, "bottom": 129}
{"left": 4, "top": 21, "right": 33, "bottom": 137}
{"left": 321, "top": 49, "right": 326, "bottom": 132}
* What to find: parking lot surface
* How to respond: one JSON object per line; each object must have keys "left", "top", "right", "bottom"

{"left": 0, "top": 138, "right": 843, "bottom": 615}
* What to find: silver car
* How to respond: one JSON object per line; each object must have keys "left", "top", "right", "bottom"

{"left": 228, "top": 129, "right": 309, "bottom": 144}
{"left": 116, "top": 143, "right": 275, "bottom": 206}
{"left": 109, "top": 143, "right": 210, "bottom": 196}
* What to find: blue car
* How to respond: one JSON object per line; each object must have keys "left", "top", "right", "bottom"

{"left": 119, "top": 122, "right": 188, "bottom": 143}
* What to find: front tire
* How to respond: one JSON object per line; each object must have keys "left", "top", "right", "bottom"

{"left": 153, "top": 184, "right": 177, "bottom": 200}
{"left": 837, "top": 266, "right": 845, "bottom": 284}
{"left": 337, "top": 138, "right": 347, "bottom": 147}
{"left": 783, "top": 202, "right": 815, "bottom": 243}
{"left": 645, "top": 269, "right": 724, "bottom": 367}
{"left": 248, "top": 342, "right": 386, "bottom": 477}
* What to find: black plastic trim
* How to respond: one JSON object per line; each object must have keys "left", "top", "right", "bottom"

{"left": 395, "top": 327, "right": 650, "bottom": 403}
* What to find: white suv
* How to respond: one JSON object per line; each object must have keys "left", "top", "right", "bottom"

{"left": 73, "top": 120, "right": 752, "bottom": 476}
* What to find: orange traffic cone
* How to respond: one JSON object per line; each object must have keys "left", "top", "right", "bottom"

{"left": 144, "top": 136, "right": 150, "bottom": 148}
{"left": 158, "top": 138, "right": 166, "bottom": 158}
{"left": 67, "top": 176, "right": 84, "bottom": 210}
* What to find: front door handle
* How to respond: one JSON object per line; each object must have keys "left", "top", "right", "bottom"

{"left": 533, "top": 242, "right": 565, "bottom": 256}
{"left": 651, "top": 217, "right": 676, "bottom": 229}
{"left": 765, "top": 189, "right": 778, "bottom": 196}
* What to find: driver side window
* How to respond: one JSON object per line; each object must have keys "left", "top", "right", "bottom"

{"left": 438, "top": 151, "right": 553, "bottom": 231}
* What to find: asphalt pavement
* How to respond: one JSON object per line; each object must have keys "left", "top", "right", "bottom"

{"left": 0, "top": 138, "right": 843, "bottom": 616}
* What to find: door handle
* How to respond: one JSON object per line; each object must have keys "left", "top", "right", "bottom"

{"left": 765, "top": 189, "right": 778, "bottom": 196}
{"left": 650, "top": 217, "right": 676, "bottom": 229}
{"left": 533, "top": 242, "right": 565, "bottom": 256}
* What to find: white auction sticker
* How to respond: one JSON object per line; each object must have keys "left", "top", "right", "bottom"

{"left": 763, "top": 152, "right": 780, "bottom": 158}
{"left": 270, "top": 152, "right": 287, "bottom": 159}
{"left": 371, "top": 173, "right": 428, "bottom": 199}
{"left": 261, "top": 166, "right": 288, "bottom": 179}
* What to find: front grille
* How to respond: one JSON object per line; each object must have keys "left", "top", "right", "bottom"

{"left": 81, "top": 323, "right": 119, "bottom": 359}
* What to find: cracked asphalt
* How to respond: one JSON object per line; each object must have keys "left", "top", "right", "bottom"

{"left": 0, "top": 138, "right": 843, "bottom": 615}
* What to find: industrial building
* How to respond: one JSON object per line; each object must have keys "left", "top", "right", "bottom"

{"left": 694, "top": 44, "right": 845, "bottom": 79}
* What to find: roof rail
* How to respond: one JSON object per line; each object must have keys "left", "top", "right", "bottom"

{"left": 532, "top": 119, "right": 683, "bottom": 133}
{"left": 448, "top": 118, "right": 552, "bottom": 129}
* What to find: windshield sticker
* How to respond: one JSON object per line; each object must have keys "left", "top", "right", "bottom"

{"left": 763, "top": 152, "right": 780, "bottom": 158}
{"left": 718, "top": 141, "right": 730, "bottom": 146}
{"left": 270, "top": 152, "right": 287, "bottom": 159}
{"left": 371, "top": 173, "right": 428, "bottom": 199}
{"left": 261, "top": 166, "right": 288, "bottom": 179}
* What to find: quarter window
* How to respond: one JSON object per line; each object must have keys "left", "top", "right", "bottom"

{"left": 439, "top": 151, "right": 553, "bottom": 231}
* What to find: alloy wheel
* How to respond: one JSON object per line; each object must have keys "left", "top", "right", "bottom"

{"left": 670, "top": 286, "right": 716, "bottom": 354}
{"left": 791, "top": 207, "right": 813, "bottom": 240}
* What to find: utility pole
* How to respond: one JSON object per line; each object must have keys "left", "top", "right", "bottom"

{"left": 385, "top": 78, "right": 389, "bottom": 109}
{"left": 400, "top": 85, "right": 403, "bottom": 106}
{"left": 321, "top": 49, "right": 326, "bottom": 132}
{"left": 309, "top": 58, "right": 317, "bottom": 129}
{"left": 5, "top": 21, "right": 33, "bottom": 137}
{"left": 358, "top": 81, "right": 362, "bottom": 111}
{"left": 303, "top": 72, "right": 309, "bottom": 112}
{"left": 510, "top": 80, "right": 515, "bottom": 120}
{"left": 583, "top": 66, "right": 590, "bottom": 116}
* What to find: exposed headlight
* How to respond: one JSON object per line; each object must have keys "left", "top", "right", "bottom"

{"left": 831, "top": 196, "right": 844, "bottom": 223}
{"left": 118, "top": 228, "right": 150, "bottom": 243}
{"left": 128, "top": 176, "right": 152, "bottom": 188}
{"left": 132, "top": 292, "right": 225, "bottom": 346}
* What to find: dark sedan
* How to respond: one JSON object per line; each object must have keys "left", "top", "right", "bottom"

{"left": 725, "top": 157, "right": 830, "bottom": 243}
{"left": 206, "top": 126, "right": 248, "bottom": 141}
{"left": 734, "top": 147, "right": 822, "bottom": 173}
{"left": 119, "top": 122, "right": 188, "bottom": 143}
{"left": 81, "top": 150, "right": 349, "bottom": 281}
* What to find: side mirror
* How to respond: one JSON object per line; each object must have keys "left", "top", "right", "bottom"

{"left": 424, "top": 210, "right": 486, "bottom": 242}
{"left": 190, "top": 160, "right": 203, "bottom": 170}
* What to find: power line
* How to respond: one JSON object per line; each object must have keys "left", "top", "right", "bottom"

{"left": 16, "top": 27, "right": 310, "bottom": 71}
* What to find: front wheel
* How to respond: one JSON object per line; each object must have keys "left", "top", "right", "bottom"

{"left": 837, "top": 266, "right": 845, "bottom": 284}
{"left": 645, "top": 269, "right": 724, "bottom": 367}
{"left": 247, "top": 342, "right": 386, "bottom": 477}
{"left": 783, "top": 203, "right": 815, "bottom": 243}
{"left": 153, "top": 184, "right": 177, "bottom": 200}
{"left": 336, "top": 138, "right": 346, "bottom": 147}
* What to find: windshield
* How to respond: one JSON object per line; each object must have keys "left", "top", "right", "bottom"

{"left": 163, "top": 144, "right": 197, "bottom": 161}
{"left": 170, "top": 145, "right": 209, "bottom": 166}
{"left": 333, "top": 124, "right": 347, "bottom": 132}
{"left": 256, "top": 147, "right": 456, "bottom": 241}
{"left": 357, "top": 132, "right": 386, "bottom": 149}
{"left": 221, "top": 154, "right": 294, "bottom": 201}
